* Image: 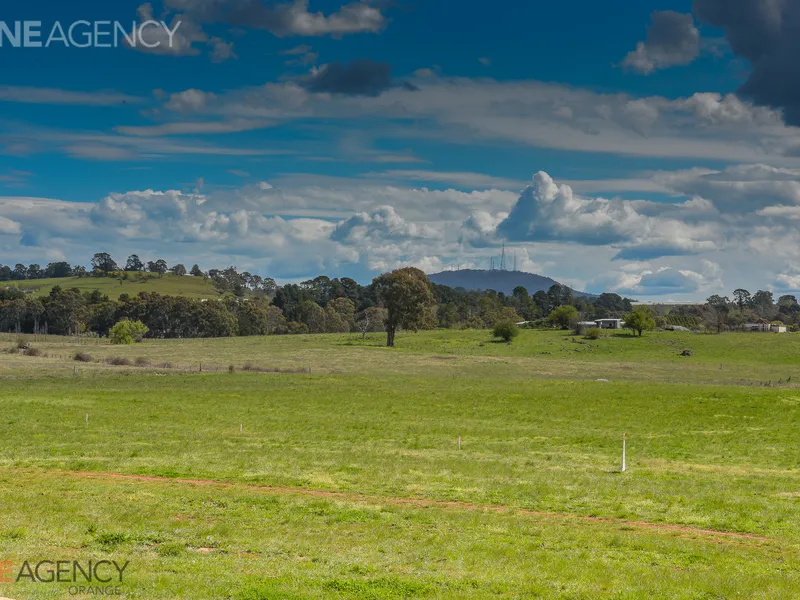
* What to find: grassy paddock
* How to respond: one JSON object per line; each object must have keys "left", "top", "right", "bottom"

{"left": 1, "top": 330, "right": 800, "bottom": 598}
{"left": 2, "top": 328, "right": 800, "bottom": 385}
{"left": 5, "top": 273, "right": 224, "bottom": 300}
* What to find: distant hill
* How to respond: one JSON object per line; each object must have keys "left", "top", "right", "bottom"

{"left": 7, "top": 274, "right": 227, "bottom": 300}
{"left": 429, "top": 269, "right": 592, "bottom": 297}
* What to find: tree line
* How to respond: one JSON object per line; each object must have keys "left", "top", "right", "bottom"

{"left": 692, "top": 290, "right": 800, "bottom": 332}
{"left": 0, "top": 254, "right": 641, "bottom": 345}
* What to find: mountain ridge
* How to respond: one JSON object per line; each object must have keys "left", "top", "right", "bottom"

{"left": 428, "top": 269, "right": 592, "bottom": 297}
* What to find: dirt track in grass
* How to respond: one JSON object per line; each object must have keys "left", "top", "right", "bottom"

{"left": 36, "top": 469, "right": 776, "bottom": 545}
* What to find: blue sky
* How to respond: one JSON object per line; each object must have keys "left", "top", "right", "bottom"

{"left": 2, "top": 0, "right": 800, "bottom": 299}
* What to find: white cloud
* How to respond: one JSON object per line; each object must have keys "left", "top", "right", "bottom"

{"left": 775, "top": 271, "right": 800, "bottom": 291}
{"left": 114, "top": 119, "right": 273, "bottom": 136}
{"left": 655, "top": 164, "right": 800, "bottom": 212}
{"left": 459, "top": 210, "right": 509, "bottom": 247}
{"left": 0, "top": 125, "right": 292, "bottom": 161}
{"left": 331, "top": 206, "right": 440, "bottom": 244}
{"left": 469, "top": 171, "right": 721, "bottom": 260}
{"left": 165, "top": 89, "right": 217, "bottom": 112}
{"left": 367, "top": 170, "right": 527, "bottom": 190}
{"left": 1, "top": 164, "right": 800, "bottom": 298}
{"left": 591, "top": 263, "right": 721, "bottom": 297}
{"left": 161, "top": 75, "right": 800, "bottom": 163}
{"left": 0, "top": 216, "right": 22, "bottom": 235}
{"left": 0, "top": 86, "right": 141, "bottom": 106}
{"left": 680, "top": 93, "right": 782, "bottom": 126}
{"left": 165, "top": 0, "right": 386, "bottom": 37}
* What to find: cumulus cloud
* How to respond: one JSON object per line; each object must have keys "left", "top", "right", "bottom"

{"left": 88, "top": 189, "right": 342, "bottom": 253}
{"left": 623, "top": 11, "right": 701, "bottom": 74}
{"left": 497, "top": 172, "right": 648, "bottom": 245}
{"left": 473, "top": 172, "right": 720, "bottom": 260}
{"left": 679, "top": 92, "right": 782, "bottom": 126}
{"left": 331, "top": 206, "right": 440, "bottom": 243}
{"left": 459, "top": 210, "right": 509, "bottom": 247}
{"left": 694, "top": 0, "right": 800, "bottom": 124}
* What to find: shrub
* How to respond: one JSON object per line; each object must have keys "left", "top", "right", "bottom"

{"left": 23, "top": 346, "right": 42, "bottom": 357}
{"left": 109, "top": 319, "right": 149, "bottom": 345}
{"left": 134, "top": 357, "right": 150, "bottom": 368}
{"left": 107, "top": 357, "right": 132, "bottom": 366}
{"left": 585, "top": 327, "right": 602, "bottom": 340}
{"left": 74, "top": 352, "right": 94, "bottom": 362}
{"left": 493, "top": 321, "right": 520, "bottom": 343}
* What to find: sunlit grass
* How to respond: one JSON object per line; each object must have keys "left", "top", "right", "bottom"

{"left": 2, "top": 329, "right": 800, "bottom": 598}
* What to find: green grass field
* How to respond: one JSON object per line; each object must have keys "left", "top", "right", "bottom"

{"left": 6, "top": 273, "right": 225, "bottom": 299}
{"left": 1, "top": 330, "right": 800, "bottom": 598}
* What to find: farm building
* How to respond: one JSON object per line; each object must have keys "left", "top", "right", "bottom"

{"left": 744, "top": 321, "right": 787, "bottom": 333}
{"left": 576, "top": 319, "right": 624, "bottom": 332}
{"left": 595, "top": 319, "right": 624, "bottom": 330}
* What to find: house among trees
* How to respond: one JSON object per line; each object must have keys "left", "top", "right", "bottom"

{"left": 595, "top": 318, "right": 625, "bottom": 330}
{"left": 576, "top": 318, "right": 624, "bottom": 333}
{"left": 744, "top": 320, "right": 787, "bottom": 333}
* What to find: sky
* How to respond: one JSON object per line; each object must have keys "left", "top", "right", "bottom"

{"left": 2, "top": 0, "right": 800, "bottom": 300}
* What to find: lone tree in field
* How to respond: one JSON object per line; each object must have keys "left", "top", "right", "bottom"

{"left": 373, "top": 267, "right": 435, "bottom": 347}
{"left": 109, "top": 319, "right": 149, "bottom": 344}
{"left": 493, "top": 320, "right": 519, "bottom": 343}
{"left": 624, "top": 307, "right": 656, "bottom": 337}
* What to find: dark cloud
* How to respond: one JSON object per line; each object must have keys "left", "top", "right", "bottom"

{"left": 302, "top": 60, "right": 397, "bottom": 96}
{"left": 693, "top": 0, "right": 800, "bottom": 123}
{"left": 623, "top": 11, "right": 701, "bottom": 74}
